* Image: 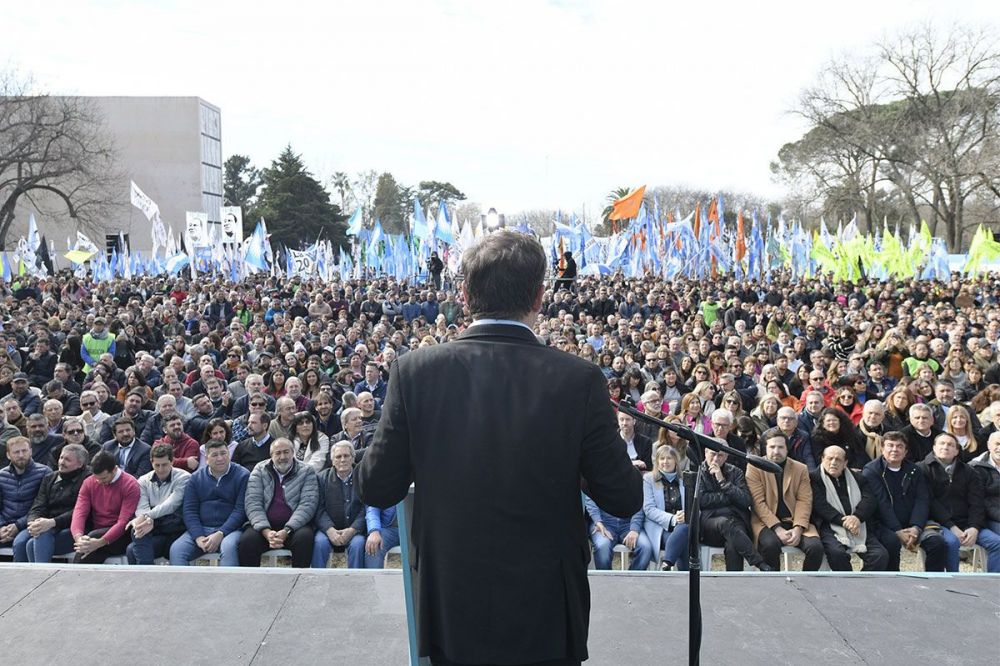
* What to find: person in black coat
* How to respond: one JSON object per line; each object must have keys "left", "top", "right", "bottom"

{"left": 917, "top": 433, "right": 985, "bottom": 572}
{"left": 810, "top": 445, "right": 889, "bottom": 571}
{"left": 101, "top": 417, "right": 152, "bottom": 479}
{"left": 357, "top": 231, "right": 641, "bottom": 666}
{"left": 14, "top": 443, "right": 90, "bottom": 562}
{"left": 697, "top": 448, "right": 770, "bottom": 572}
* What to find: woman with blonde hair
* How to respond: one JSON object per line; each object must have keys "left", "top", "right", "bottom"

{"left": 883, "top": 386, "right": 915, "bottom": 432}
{"left": 691, "top": 381, "right": 717, "bottom": 420}
{"left": 642, "top": 444, "right": 689, "bottom": 571}
{"left": 944, "top": 404, "right": 981, "bottom": 463}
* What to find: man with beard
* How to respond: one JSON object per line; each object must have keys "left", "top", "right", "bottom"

{"left": 102, "top": 417, "right": 152, "bottom": 479}
{"left": 98, "top": 390, "right": 151, "bottom": 444}
{"left": 239, "top": 438, "right": 318, "bottom": 568}
{"left": 810, "top": 445, "right": 888, "bottom": 571}
{"left": 746, "top": 429, "right": 824, "bottom": 571}
{"left": 0, "top": 437, "right": 50, "bottom": 551}
{"left": 154, "top": 414, "right": 200, "bottom": 472}
{"left": 11, "top": 443, "right": 90, "bottom": 562}
{"left": 26, "top": 414, "right": 63, "bottom": 468}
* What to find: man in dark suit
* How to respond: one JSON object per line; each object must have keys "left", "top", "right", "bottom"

{"left": 102, "top": 416, "right": 152, "bottom": 479}
{"left": 357, "top": 230, "right": 642, "bottom": 666}
{"left": 617, "top": 410, "right": 652, "bottom": 471}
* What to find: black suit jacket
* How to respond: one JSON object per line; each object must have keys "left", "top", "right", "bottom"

{"left": 625, "top": 432, "right": 653, "bottom": 471}
{"left": 102, "top": 439, "right": 152, "bottom": 478}
{"left": 356, "top": 323, "right": 642, "bottom": 664}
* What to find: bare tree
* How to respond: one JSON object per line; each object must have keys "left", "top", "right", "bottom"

{"left": 0, "top": 72, "right": 121, "bottom": 249}
{"left": 774, "top": 24, "right": 1000, "bottom": 249}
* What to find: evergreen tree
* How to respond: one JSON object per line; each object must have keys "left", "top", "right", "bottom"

{"left": 373, "top": 172, "right": 406, "bottom": 234}
{"left": 255, "top": 145, "right": 348, "bottom": 248}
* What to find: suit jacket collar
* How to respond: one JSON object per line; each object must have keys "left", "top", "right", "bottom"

{"left": 458, "top": 323, "right": 542, "bottom": 346}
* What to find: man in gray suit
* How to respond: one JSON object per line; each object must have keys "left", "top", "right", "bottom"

{"left": 358, "top": 230, "right": 642, "bottom": 666}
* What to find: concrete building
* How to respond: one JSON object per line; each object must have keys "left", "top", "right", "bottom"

{"left": 12, "top": 96, "right": 222, "bottom": 256}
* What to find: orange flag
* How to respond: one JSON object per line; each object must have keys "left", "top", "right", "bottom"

{"left": 609, "top": 186, "right": 646, "bottom": 221}
{"left": 693, "top": 201, "right": 701, "bottom": 238}
{"left": 707, "top": 198, "right": 720, "bottom": 239}
{"left": 735, "top": 210, "right": 746, "bottom": 262}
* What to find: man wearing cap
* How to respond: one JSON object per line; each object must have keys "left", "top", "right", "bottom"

{"left": 10, "top": 373, "right": 41, "bottom": 416}
{"left": 81, "top": 318, "right": 116, "bottom": 374}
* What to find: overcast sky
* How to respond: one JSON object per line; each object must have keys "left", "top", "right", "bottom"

{"left": 3, "top": 0, "right": 997, "bottom": 222}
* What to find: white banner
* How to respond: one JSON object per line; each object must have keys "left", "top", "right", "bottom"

{"left": 185, "top": 211, "right": 209, "bottom": 247}
{"left": 289, "top": 249, "right": 316, "bottom": 277}
{"left": 220, "top": 206, "right": 243, "bottom": 244}
{"left": 130, "top": 181, "right": 160, "bottom": 221}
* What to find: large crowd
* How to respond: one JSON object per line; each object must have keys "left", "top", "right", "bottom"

{"left": 0, "top": 262, "right": 998, "bottom": 574}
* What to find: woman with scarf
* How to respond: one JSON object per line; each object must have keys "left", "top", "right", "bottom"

{"left": 643, "top": 445, "right": 689, "bottom": 571}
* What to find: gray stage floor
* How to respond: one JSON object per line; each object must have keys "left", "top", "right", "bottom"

{"left": 0, "top": 565, "right": 996, "bottom": 665}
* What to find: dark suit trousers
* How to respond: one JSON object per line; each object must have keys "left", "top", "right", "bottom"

{"left": 701, "top": 515, "right": 761, "bottom": 571}
{"left": 430, "top": 648, "right": 580, "bottom": 666}
{"left": 73, "top": 527, "right": 129, "bottom": 564}
{"left": 757, "top": 526, "right": 824, "bottom": 570}
{"left": 819, "top": 527, "right": 889, "bottom": 571}
{"left": 237, "top": 525, "right": 315, "bottom": 568}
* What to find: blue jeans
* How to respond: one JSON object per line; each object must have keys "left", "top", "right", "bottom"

{"left": 127, "top": 531, "right": 182, "bottom": 565}
{"left": 311, "top": 530, "right": 366, "bottom": 568}
{"left": 938, "top": 526, "right": 962, "bottom": 572}
{"left": 662, "top": 524, "right": 690, "bottom": 571}
{"left": 591, "top": 523, "right": 652, "bottom": 570}
{"left": 364, "top": 526, "right": 401, "bottom": 569}
{"left": 17, "top": 528, "right": 75, "bottom": 563}
{"left": 168, "top": 529, "right": 242, "bottom": 566}
{"left": 978, "top": 521, "right": 1000, "bottom": 573}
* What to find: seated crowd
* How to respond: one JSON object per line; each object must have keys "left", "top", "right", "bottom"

{"left": 0, "top": 268, "right": 998, "bottom": 573}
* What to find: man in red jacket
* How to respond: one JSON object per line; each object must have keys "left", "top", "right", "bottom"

{"left": 154, "top": 414, "right": 199, "bottom": 471}
{"left": 70, "top": 450, "right": 140, "bottom": 563}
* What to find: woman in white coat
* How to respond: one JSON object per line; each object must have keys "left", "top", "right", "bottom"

{"left": 643, "top": 444, "right": 689, "bottom": 570}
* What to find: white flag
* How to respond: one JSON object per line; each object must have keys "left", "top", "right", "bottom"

{"left": 130, "top": 181, "right": 160, "bottom": 221}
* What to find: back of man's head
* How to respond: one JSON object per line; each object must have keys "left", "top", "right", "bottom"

{"left": 462, "top": 230, "right": 546, "bottom": 320}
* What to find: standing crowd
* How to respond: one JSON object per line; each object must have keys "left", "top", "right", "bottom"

{"left": 1, "top": 264, "right": 999, "bottom": 573}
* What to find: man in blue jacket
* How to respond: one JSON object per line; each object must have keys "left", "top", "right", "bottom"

{"left": 169, "top": 439, "right": 249, "bottom": 566}
{"left": 0, "top": 437, "right": 50, "bottom": 548}
{"left": 862, "top": 431, "right": 946, "bottom": 571}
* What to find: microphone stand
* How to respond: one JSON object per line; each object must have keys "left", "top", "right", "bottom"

{"left": 617, "top": 398, "right": 781, "bottom": 666}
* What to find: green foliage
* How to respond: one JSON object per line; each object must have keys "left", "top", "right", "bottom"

{"left": 417, "top": 180, "right": 466, "bottom": 209}
{"left": 599, "top": 186, "right": 633, "bottom": 235}
{"left": 254, "top": 145, "right": 347, "bottom": 248}
{"left": 373, "top": 172, "right": 406, "bottom": 234}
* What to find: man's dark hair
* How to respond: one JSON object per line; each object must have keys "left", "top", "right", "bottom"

{"left": 126, "top": 388, "right": 147, "bottom": 401}
{"left": 91, "top": 450, "right": 117, "bottom": 474}
{"left": 150, "top": 443, "right": 175, "bottom": 461}
{"left": 883, "top": 431, "right": 908, "bottom": 447}
{"left": 461, "top": 230, "right": 546, "bottom": 320}
{"left": 760, "top": 428, "right": 788, "bottom": 446}
{"left": 113, "top": 417, "right": 135, "bottom": 433}
{"left": 162, "top": 413, "right": 183, "bottom": 427}
{"left": 204, "top": 438, "right": 228, "bottom": 453}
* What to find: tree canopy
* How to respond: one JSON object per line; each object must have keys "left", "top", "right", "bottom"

{"left": 253, "top": 145, "right": 347, "bottom": 248}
